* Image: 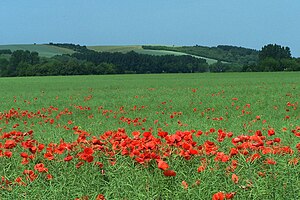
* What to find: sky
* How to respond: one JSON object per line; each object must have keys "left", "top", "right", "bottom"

{"left": 0, "top": 0, "right": 299, "bottom": 56}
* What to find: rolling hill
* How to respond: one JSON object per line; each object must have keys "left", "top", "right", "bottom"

{"left": 0, "top": 44, "right": 75, "bottom": 58}
{"left": 87, "top": 45, "right": 219, "bottom": 64}
{"left": 1, "top": 43, "right": 256, "bottom": 65}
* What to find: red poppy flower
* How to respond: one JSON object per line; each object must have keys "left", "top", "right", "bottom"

{"left": 157, "top": 160, "right": 169, "bottom": 170}
{"left": 209, "top": 128, "right": 216, "bottom": 133}
{"left": 163, "top": 170, "right": 176, "bottom": 177}
{"left": 38, "top": 144, "right": 45, "bottom": 152}
{"left": 96, "top": 194, "right": 106, "bottom": 200}
{"left": 249, "top": 153, "right": 261, "bottom": 162}
{"left": 23, "top": 169, "right": 34, "bottom": 175}
{"left": 158, "top": 131, "right": 168, "bottom": 138}
{"left": 273, "top": 138, "right": 281, "bottom": 143}
{"left": 143, "top": 132, "right": 152, "bottom": 138}
{"left": 21, "top": 158, "right": 29, "bottom": 165}
{"left": 23, "top": 170, "right": 37, "bottom": 182}
{"left": 95, "top": 162, "right": 104, "bottom": 168}
{"left": 15, "top": 177, "right": 26, "bottom": 186}
{"left": 83, "top": 147, "right": 94, "bottom": 155}
{"left": 196, "top": 130, "right": 203, "bottom": 137}
{"left": 29, "top": 146, "right": 37, "bottom": 154}
{"left": 46, "top": 174, "right": 53, "bottom": 180}
{"left": 189, "top": 149, "right": 198, "bottom": 155}
{"left": 265, "top": 158, "right": 276, "bottom": 165}
{"left": 197, "top": 165, "right": 206, "bottom": 173}
{"left": 268, "top": 129, "right": 275, "bottom": 136}
{"left": 231, "top": 174, "right": 239, "bottom": 184}
{"left": 192, "top": 179, "right": 201, "bottom": 187}
{"left": 4, "top": 151, "right": 12, "bottom": 158}
{"left": 182, "top": 143, "right": 191, "bottom": 150}
{"left": 258, "top": 171, "right": 266, "bottom": 177}
{"left": 212, "top": 192, "right": 225, "bottom": 200}
{"left": 288, "top": 158, "right": 298, "bottom": 165}
{"left": 20, "top": 152, "right": 29, "bottom": 158}
{"left": 44, "top": 152, "right": 54, "bottom": 160}
{"left": 34, "top": 163, "right": 48, "bottom": 173}
{"left": 4, "top": 140, "right": 16, "bottom": 149}
{"left": 86, "top": 155, "right": 94, "bottom": 163}
{"left": 182, "top": 181, "right": 188, "bottom": 190}
{"left": 225, "top": 192, "right": 236, "bottom": 199}
{"left": 76, "top": 161, "right": 84, "bottom": 169}
{"left": 64, "top": 154, "right": 73, "bottom": 162}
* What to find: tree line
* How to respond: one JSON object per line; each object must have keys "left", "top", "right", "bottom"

{"left": 143, "top": 45, "right": 259, "bottom": 66}
{"left": 243, "top": 44, "right": 300, "bottom": 71}
{"left": 0, "top": 47, "right": 209, "bottom": 77}
{"left": 0, "top": 43, "right": 299, "bottom": 77}
{"left": 143, "top": 44, "right": 300, "bottom": 72}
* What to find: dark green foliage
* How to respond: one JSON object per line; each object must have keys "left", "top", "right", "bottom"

{"left": 0, "top": 47, "right": 209, "bottom": 77}
{"left": 48, "top": 43, "right": 93, "bottom": 54}
{"left": 10, "top": 50, "right": 40, "bottom": 66}
{"left": 1, "top": 43, "right": 299, "bottom": 77}
{"left": 259, "top": 44, "right": 291, "bottom": 61}
{"left": 0, "top": 58, "right": 10, "bottom": 76}
{"left": 71, "top": 51, "right": 208, "bottom": 74}
{"left": 258, "top": 44, "right": 299, "bottom": 71}
{"left": 143, "top": 45, "right": 259, "bottom": 66}
{"left": 0, "top": 49, "right": 12, "bottom": 55}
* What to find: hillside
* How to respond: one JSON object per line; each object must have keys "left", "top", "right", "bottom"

{"left": 0, "top": 44, "right": 75, "bottom": 58}
{"left": 1, "top": 43, "right": 299, "bottom": 77}
{"left": 142, "top": 45, "right": 259, "bottom": 65}
{"left": 87, "top": 45, "right": 219, "bottom": 64}
{"left": 1, "top": 43, "right": 258, "bottom": 66}
{"left": 88, "top": 45, "right": 143, "bottom": 53}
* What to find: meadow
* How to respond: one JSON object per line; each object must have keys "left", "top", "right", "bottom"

{"left": 0, "top": 72, "right": 299, "bottom": 199}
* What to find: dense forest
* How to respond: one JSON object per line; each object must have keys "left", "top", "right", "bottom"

{"left": 0, "top": 43, "right": 299, "bottom": 77}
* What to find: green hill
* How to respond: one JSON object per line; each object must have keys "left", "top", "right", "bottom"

{"left": 88, "top": 45, "right": 143, "bottom": 53}
{"left": 87, "top": 45, "right": 219, "bottom": 64}
{"left": 142, "top": 45, "right": 259, "bottom": 65}
{"left": 1, "top": 44, "right": 258, "bottom": 65}
{"left": 0, "top": 44, "right": 75, "bottom": 58}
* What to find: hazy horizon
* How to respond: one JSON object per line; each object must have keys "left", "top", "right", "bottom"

{"left": 1, "top": 0, "right": 299, "bottom": 56}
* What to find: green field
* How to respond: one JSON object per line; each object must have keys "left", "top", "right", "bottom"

{"left": 0, "top": 44, "right": 75, "bottom": 58}
{"left": 1, "top": 73, "right": 299, "bottom": 199}
{"left": 88, "top": 45, "right": 143, "bottom": 53}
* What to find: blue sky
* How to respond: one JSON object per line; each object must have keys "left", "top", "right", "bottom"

{"left": 0, "top": 0, "right": 299, "bottom": 56}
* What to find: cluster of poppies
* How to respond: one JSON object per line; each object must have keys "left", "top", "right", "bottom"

{"left": 1, "top": 94, "right": 299, "bottom": 199}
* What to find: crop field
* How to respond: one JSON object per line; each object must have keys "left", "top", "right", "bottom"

{"left": 0, "top": 44, "right": 75, "bottom": 58}
{"left": 0, "top": 73, "right": 299, "bottom": 199}
{"left": 87, "top": 45, "right": 144, "bottom": 53}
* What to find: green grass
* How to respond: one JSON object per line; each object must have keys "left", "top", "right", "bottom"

{"left": 0, "top": 44, "right": 75, "bottom": 58}
{"left": 0, "top": 73, "right": 299, "bottom": 199}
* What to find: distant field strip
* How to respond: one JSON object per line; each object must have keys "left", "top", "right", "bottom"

{"left": 88, "top": 45, "right": 143, "bottom": 53}
{"left": 0, "top": 44, "right": 75, "bottom": 57}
